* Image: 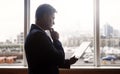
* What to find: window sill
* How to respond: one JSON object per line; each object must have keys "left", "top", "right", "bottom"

{"left": 0, "top": 66, "right": 27, "bottom": 69}
{"left": 71, "top": 66, "right": 120, "bottom": 69}
{"left": 0, "top": 65, "right": 119, "bottom": 69}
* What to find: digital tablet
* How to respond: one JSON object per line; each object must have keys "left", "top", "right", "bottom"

{"left": 71, "top": 41, "right": 91, "bottom": 58}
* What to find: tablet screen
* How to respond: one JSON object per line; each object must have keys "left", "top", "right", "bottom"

{"left": 71, "top": 41, "right": 91, "bottom": 58}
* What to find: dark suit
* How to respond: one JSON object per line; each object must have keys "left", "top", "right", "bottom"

{"left": 25, "top": 24, "right": 70, "bottom": 74}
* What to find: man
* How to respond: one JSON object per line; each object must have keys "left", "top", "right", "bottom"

{"left": 25, "top": 4, "right": 78, "bottom": 74}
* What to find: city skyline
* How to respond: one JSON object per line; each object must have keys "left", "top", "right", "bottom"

{"left": 1, "top": 23, "right": 120, "bottom": 44}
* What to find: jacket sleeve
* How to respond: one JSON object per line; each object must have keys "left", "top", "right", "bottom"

{"left": 26, "top": 31, "right": 65, "bottom": 65}
{"left": 53, "top": 39, "right": 70, "bottom": 69}
{"left": 58, "top": 59, "right": 70, "bottom": 69}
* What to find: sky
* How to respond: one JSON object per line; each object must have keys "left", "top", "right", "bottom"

{"left": 30, "top": 0, "right": 94, "bottom": 36}
{"left": 0, "top": 0, "right": 120, "bottom": 42}
{"left": 100, "top": 0, "right": 120, "bottom": 30}
{"left": 0, "top": 0, "right": 24, "bottom": 42}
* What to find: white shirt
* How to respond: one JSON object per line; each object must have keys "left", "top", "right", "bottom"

{"left": 45, "top": 30, "right": 53, "bottom": 42}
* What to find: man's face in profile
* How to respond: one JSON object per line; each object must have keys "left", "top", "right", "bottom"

{"left": 43, "top": 13, "right": 55, "bottom": 30}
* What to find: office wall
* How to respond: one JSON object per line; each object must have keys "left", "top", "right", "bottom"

{"left": 0, "top": 68, "right": 120, "bottom": 74}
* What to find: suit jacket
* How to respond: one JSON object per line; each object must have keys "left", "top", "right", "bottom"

{"left": 25, "top": 24, "right": 70, "bottom": 74}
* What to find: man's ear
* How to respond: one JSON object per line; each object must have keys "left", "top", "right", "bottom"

{"left": 43, "top": 13, "right": 49, "bottom": 20}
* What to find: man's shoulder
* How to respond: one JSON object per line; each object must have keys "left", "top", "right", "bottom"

{"left": 30, "top": 24, "right": 44, "bottom": 34}
{"left": 30, "top": 29, "right": 45, "bottom": 37}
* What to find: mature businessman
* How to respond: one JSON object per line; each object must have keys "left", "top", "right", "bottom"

{"left": 25, "top": 4, "right": 78, "bottom": 74}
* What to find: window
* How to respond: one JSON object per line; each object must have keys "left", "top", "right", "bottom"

{"left": 0, "top": 0, "right": 24, "bottom": 65}
{"left": 30, "top": 0, "right": 94, "bottom": 66}
{"left": 100, "top": 0, "right": 120, "bottom": 66}
{"left": 30, "top": 0, "right": 120, "bottom": 67}
{"left": 0, "top": 0, "right": 120, "bottom": 68}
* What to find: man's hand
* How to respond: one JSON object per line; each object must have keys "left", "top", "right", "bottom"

{"left": 49, "top": 28, "right": 59, "bottom": 40}
{"left": 69, "top": 56, "right": 78, "bottom": 65}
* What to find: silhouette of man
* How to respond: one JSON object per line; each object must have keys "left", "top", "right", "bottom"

{"left": 25, "top": 4, "right": 78, "bottom": 74}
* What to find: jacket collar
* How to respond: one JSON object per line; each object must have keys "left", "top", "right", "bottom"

{"left": 30, "top": 24, "right": 53, "bottom": 42}
{"left": 30, "top": 24, "right": 45, "bottom": 32}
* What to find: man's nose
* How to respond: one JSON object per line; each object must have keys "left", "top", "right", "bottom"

{"left": 53, "top": 21, "right": 55, "bottom": 25}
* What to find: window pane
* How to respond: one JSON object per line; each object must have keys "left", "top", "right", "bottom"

{"left": 31, "top": 0, "right": 94, "bottom": 66}
{"left": 0, "top": 0, "right": 24, "bottom": 65}
{"left": 100, "top": 0, "right": 120, "bottom": 65}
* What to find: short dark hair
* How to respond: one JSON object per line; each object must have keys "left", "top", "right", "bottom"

{"left": 35, "top": 4, "right": 57, "bottom": 20}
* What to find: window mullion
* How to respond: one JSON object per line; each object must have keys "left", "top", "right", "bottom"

{"left": 94, "top": 0, "right": 100, "bottom": 67}
{"left": 24, "top": 0, "right": 30, "bottom": 66}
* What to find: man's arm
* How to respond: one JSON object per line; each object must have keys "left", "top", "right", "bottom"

{"left": 59, "top": 56, "right": 78, "bottom": 69}
{"left": 28, "top": 31, "right": 65, "bottom": 65}
{"left": 50, "top": 29, "right": 78, "bottom": 68}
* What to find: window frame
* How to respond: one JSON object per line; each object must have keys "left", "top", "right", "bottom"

{"left": 24, "top": 0, "right": 30, "bottom": 66}
{"left": 94, "top": 0, "right": 100, "bottom": 67}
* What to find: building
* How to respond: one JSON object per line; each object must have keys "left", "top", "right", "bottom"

{"left": 16, "top": 32, "right": 24, "bottom": 44}
{"left": 103, "top": 24, "right": 113, "bottom": 38}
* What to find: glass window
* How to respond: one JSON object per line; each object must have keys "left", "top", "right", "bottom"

{"left": 0, "top": 0, "right": 119, "bottom": 68}
{"left": 100, "top": 0, "right": 120, "bottom": 65}
{"left": 30, "top": 0, "right": 94, "bottom": 66}
{"left": 0, "top": 0, "right": 24, "bottom": 65}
